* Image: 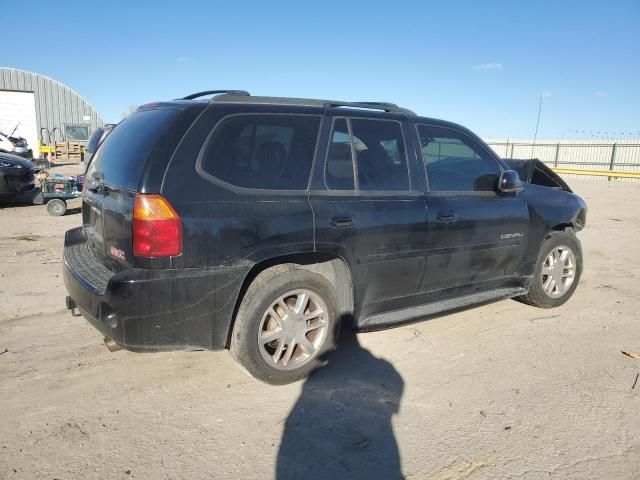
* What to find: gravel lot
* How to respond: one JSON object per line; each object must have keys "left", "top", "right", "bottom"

{"left": 1, "top": 174, "right": 639, "bottom": 480}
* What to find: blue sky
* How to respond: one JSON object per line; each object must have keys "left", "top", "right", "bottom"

{"left": 3, "top": 0, "right": 639, "bottom": 139}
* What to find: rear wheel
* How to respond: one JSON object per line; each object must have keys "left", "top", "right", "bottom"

{"left": 518, "top": 230, "right": 583, "bottom": 308}
{"left": 230, "top": 265, "right": 340, "bottom": 385}
{"left": 47, "top": 198, "right": 67, "bottom": 216}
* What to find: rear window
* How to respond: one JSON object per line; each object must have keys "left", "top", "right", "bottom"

{"left": 86, "top": 128, "right": 104, "bottom": 153}
{"left": 88, "top": 109, "right": 181, "bottom": 191}
{"left": 199, "top": 114, "right": 321, "bottom": 190}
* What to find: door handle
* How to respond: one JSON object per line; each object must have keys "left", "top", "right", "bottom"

{"left": 87, "top": 182, "right": 102, "bottom": 193}
{"left": 87, "top": 183, "right": 111, "bottom": 195}
{"left": 330, "top": 215, "right": 354, "bottom": 228}
{"left": 436, "top": 210, "right": 457, "bottom": 223}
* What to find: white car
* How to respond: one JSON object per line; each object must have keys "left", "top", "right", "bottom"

{"left": 0, "top": 128, "right": 33, "bottom": 159}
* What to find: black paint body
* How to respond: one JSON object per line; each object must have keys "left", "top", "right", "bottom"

{"left": 0, "top": 152, "right": 35, "bottom": 199}
{"left": 63, "top": 97, "right": 587, "bottom": 351}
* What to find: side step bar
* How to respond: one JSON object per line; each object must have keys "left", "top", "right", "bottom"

{"left": 358, "top": 287, "right": 527, "bottom": 331}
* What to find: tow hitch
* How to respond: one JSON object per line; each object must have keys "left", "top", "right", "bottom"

{"left": 65, "top": 296, "right": 81, "bottom": 317}
{"left": 103, "top": 337, "right": 123, "bottom": 352}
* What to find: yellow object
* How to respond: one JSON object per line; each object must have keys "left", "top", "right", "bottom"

{"left": 133, "top": 195, "right": 180, "bottom": 221}
{"left": 552, "top": 167, "right": 640, "bottom": 179}
{"left": 39, "top": 144, "right": 55, "bottom": 153}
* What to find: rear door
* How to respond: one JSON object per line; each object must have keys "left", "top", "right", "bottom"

{"left": 83, "top": 106, "right": 200, "bottom": 271}
{"left": 415, "top": 123, "right": 530, "bottom": 292}
{"left": 310, "top": 115, "right": 429, "bottom": 319}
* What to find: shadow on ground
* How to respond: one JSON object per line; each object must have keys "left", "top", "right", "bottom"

{"left": 277, "top": 330, "right": 405, "bottom": 480}
{"left": 63, "top": 207, "right": 81, "bottom": 215}
{"left": 0, "top": 190, "right": 37, "bottom": 207}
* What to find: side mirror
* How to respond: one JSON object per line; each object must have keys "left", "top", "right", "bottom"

{"left": 498, "top": 170, "right": 523, "bottom": 194}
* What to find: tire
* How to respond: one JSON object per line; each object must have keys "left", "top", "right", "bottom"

{"left": 47, "top": 198, "right": 67, "bottom": 216}
{"left": 517, "top": 229, "right": 583, "bottom": 308}
{"left": 230, "top": 264, "right": 341, "bottom": 385}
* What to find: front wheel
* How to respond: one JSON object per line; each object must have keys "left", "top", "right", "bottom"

{"left": 518, "top": 229, "right": 583, "bottom": 308}
{"left": 46, "top": 198, "right": 67, "bottom": 216}
{"left": 230, "top": 265, "right": 340, "bottom": 385}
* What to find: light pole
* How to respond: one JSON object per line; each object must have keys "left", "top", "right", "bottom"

{"left": 531, "top": 92, "right": 546, "bottom": 158}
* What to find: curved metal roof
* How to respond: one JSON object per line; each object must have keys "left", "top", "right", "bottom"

{"left": 0, "top": 67, "right": 104, "bottom": 137}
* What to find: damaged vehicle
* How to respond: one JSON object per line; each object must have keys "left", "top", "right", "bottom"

{"left": 63, "top": 91, "right": 587, "bottom": 384}
{"left": 0, "top": 152, "right": 35, "bottom": 200}
{"left": 0, "top": 126, "right": 33, "bottom": 160}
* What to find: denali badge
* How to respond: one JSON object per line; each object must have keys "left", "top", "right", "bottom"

{"left": 110, "top": 246, "right": 126, "bottom": 260}
{"left": 501, "top": 232, "right": 524, "bottom": 239}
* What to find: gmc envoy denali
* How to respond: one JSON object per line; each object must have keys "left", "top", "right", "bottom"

{"left": 64, "top": 90, "right": 587, "bottom": 384}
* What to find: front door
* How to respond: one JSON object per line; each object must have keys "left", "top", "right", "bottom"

{"left": 414, "top": 124, "right": 530, "bottom": 293}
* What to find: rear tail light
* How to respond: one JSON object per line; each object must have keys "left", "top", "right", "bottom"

{"left": 133, "top": 194, "right": 182, "bottom": 257}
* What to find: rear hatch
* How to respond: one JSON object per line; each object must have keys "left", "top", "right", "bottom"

{"left": 83, "top": 104, "right": 204, "bottom": 271}
{"left": 83, "top": 127, "right": 105, "bottom": 164}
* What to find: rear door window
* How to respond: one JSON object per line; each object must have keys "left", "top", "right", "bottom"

{"left": 416, "top": 125, "right": 500, "bottom": 191}
{"left": 200, "top": 114, "right": 321, "bottom": 190}
{"left": 324, "top": 118, "right": 410, "bottom": 192}
{"left": 325, "top": 118, "right": 355, "bottom": 190}
{"left": 351, "top": 119, "right": 409, "bottom": 191}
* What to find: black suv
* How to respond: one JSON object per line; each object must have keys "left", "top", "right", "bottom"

{"left": 63, "top": 90, "right": 587, "bottom": 384}
{"left": 83, "top": 123, "right": 117, "bottom": 167}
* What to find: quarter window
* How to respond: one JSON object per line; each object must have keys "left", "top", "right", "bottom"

{"left": 201, "top": 115, "right": 321, "bottom": 190}
{"left": 416, "top": 125, "right": 500, "bottom": 191}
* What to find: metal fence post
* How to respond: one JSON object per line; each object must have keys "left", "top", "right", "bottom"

{"left": 608, "top": 143, "right": 618, "bottom": 181}
{"left": 483, "top": 140, "right": 640, "bottom": 180}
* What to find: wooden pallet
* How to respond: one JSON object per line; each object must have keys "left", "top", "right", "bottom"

{"left": 54, "top": 142, "right": 83, "bottom": 162}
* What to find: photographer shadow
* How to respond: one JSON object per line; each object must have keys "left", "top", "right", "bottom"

{"left": 276, "top": 328, "right": 405, "bottom": 480}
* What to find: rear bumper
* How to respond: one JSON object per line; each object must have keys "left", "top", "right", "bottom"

{"left": 63, "top": 227, "right": 250, "bottom": 351}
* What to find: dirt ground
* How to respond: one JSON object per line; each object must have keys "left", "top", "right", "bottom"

{"left": 1, "top": 172, "right": 639, "bottom": 480}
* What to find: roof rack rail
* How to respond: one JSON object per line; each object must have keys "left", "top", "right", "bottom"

{"left": 202, "top": 94, "right": 416, "bottom": 115}
{"left": 358, "top": 101, "right": 399, "bottom": 108}
{"left": 181, "top": 90, "right": 250, "bottom": 100}
{"left": 323, "top": 100, "right": 415, "bottom": 115}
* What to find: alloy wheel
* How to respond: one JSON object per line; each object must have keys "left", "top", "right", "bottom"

{"left": 541, "top": 245, "right": 577, "bottom": 298}
{"left": 258, "top": 289, "right": 329, "bottom": 370}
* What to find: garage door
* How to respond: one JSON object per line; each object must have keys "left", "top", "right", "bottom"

{"left": 0, "top": 91, "right": 38, "bottom": 156}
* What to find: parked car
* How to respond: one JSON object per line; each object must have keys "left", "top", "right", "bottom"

{"left": 0, "top": 129, "right": 33, "bottom": 160}
{"left": 82, "top": 123, "right": 116, "bottom": 168}
{"left": 0, "top": 152, "right": 35, "bottom": 199}
{"left": 63, "top": 90, "right": 587, "bottom": 384}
